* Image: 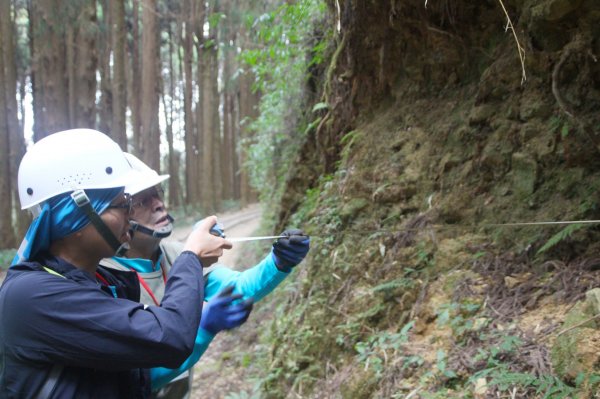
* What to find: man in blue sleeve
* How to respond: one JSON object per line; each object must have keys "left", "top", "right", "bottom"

{"left": 0, "top": 129, "right": 232, "bottom": 399}
{"left": 99, "top": 153, "right": 310, "bottom": 399}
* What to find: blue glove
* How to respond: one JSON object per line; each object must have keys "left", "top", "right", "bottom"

{"left": 271, "top": 229, "right": 310, "bottom": 272}
{"left": 200, "top": 286, "right": 254, "bottom": 335}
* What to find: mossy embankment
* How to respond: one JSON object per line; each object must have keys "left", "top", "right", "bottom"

{"left": 262, "top": 0, "right": 600, "bottom": 397}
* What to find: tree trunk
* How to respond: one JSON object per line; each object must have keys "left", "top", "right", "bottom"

{"left": 165, "top": 23, "right": 181, "bottom": 207}
{"left": 1, "top": 1, "right": 25, "bottom": 246}
{"left": 222, "top": 87, "right": 234, "bottom": 201}
{"left": 220, "top": 0, "right": 235, "bottom": 201}
{"left": 209, "top": 1, "right": 222, "bottom": 210}
{"left": 0, "top": 49, "right": 14, "bottom": 248}
{"left": 232, "top": 85, "right": 241, "bottom": 200}
{"left": 30, "top": 0, "right": 69, "bottom": 139}
{"left": 110, "top": 0, "right": 127, "bottom": 148}
{"left": 201, "top": 40, "right": 216, "bottom": 212}
{"left": 97, "top": 0, "right": 112, "bottom": 135}
{"left": 130, "top": 0, "right": 141, "bottom": 152}
{"left": 0, "top": 5, "right": 16, "bottom": 247}
{"left": 72, "top": 0, "right": 97, "bottom": 128}
{"left": 183, "top": 0, "right": 198, "bottom": 205}
{"left": 238, "top": 68, "right": 260, "bottom": 205}
{"left": 139, "top": 0, "right": 160, "bottom": 170}
{"left": 195, "top": 0, "right": 207, "bottom": 209}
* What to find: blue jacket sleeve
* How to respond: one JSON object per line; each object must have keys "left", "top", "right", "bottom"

{"left": 204, "top": 253, "right": 290, "bottom": 302}
{"left": 1, "top": 252, "right": 204, "bottom": 371}
{"left": 150, "top": 328, "right": 214, "bottom": 391}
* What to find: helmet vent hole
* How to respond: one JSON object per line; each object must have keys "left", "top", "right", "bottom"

{"left": 106, "top": 167, "right": 113, "bottom": 175}
{"left": 26, "top": 188, "right": 33, "bottom": 196}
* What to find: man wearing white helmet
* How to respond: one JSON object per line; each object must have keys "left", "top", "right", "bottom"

{"left": 100, "top": 153, "right": 310, "bottom": 398}
{"left": 0, "top": 129, "right": 232, "bottom": 399}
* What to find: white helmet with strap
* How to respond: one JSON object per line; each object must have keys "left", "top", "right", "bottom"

{"left": 18, "top": 129, "right": 137, "bottom": 256}
{"left": 19, "top": 128, "right": 137, "bottom": 210}
{"left": 123, "top": 152, "right": 169, "bottom": 196}
{"left": 123, "top": 152, "right": 173, "bottom": 238}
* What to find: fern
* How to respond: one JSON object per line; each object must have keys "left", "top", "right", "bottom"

{"left": 371, "top": 278, "right": 414, "bottom": 293}
{"left": 537, "top": 223, "right": 585, "bottom": 255}
{"left": 489, "top": 371, "right": 576, "bottom": 398}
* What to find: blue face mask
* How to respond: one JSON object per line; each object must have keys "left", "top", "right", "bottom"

{"left": 12, "top": 187, "right": 123, "bottom": 265}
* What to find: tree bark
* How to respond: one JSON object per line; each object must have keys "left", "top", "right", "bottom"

{"left": 195, "top": 0, "right": 207, "bottom": 209}
{"left": 164, "top": 24, "right": 181, "bottom": 207}
{"left": 238, "top": 68, "right": 260, "bottom": 205}
{"left": 201, "top": 33, "right": 216, "bottom": 212}
{"left": 208, "top": 0, "right": 222, "bottom": 210}
{"left": 0, "top": 5, "right": 16, "bottom": 247}
{"left": 139, "top": 0, "right": 160, "bottom": 170}
{"left": 97, "top": 0, "right": 112, "bottom": 135}
{"left": 130, "top": 0, "right": 142, "bottom": 152}
{"left": 222, "top": 84, "right": 234, "bottom": 201}
{"left": 110, "top": 0, "right": 127, "bottom": 147}
{"left": 1, "top": 1, "right": 25, "bottom": 246}
{"left": 183, "top": 0, "right": 198, "bottom": 205}
{"left": 30, "top": 0, "right": 69, "bottom": 139}
{"left": 220, "top": 0, "right": 235, "bottom": 201}
{"left": 72, "top": 0, "right": 98, "bottom": 128}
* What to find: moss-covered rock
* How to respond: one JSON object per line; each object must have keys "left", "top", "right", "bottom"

{"left": 339, "top": 198, "right": 370, "bottom": 220}
{"left": 511, "top": 152, "right": 538, "bottom": 199}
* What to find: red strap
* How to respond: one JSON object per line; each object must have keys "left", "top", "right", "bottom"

{"left": 161, "top": 264, "right": 167, "bottom": 283}
{"left": 95, "top": 272, "right": 110, "bottom": 286}
{"left": 135, "top": 272, "right": 160, "bottom": 306}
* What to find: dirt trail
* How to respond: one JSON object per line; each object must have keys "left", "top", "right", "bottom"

{"left": 172, "top": 204, "right": 268, "bottom": 399}
{"left": 170, "top": 203, "right": 262, "bottom": 267}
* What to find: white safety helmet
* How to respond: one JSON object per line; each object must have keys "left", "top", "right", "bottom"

{"left": 18, "top": 129, "right": 137, "bottom": 210}
{"left": 123, "top": 152, "right": 169, "bottom": 196}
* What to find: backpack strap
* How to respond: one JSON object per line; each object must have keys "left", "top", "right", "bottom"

{"left": 34, "top": 363, "right": 63, "bottom": 399}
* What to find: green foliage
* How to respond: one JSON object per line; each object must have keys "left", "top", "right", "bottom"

{"left": 536, "top": 223, "right": 585, "bottom": 255}
{"left": 436, "top": 349, "right": 457, "bottom": 379}
{"left": 371, "top": 277, "right": 414, "bottom": 293}
{"left": 311, "top": 102, "right": 328, "bottom": 112}
{"left": 491, "top": 373, "right": 576, "bottom": 398}
{"left": 467, "top": 333, "right": 592, "bottom": 398}
{"left": 240, "top": 0, "right": 328, "bottom": 205}
{"left": 354, "top": 322, "right": 416, "bottom": 378}
{"left": 436, "top": 301, "right": 483, "bottom": 339}
{"left": 0, "top": 249, "right": 17, "bottom": 269}
{"left": 224, "top": 382, "right": 263, "bottom": 399}
{"left": 549, "top": 115, "right": 571, "bottom": 139}
{"left": 337, "top": 130, "right": 362, "bottom": 168}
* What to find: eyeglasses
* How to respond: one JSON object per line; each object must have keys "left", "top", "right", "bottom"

{"left": 132, "top": 187, "right": 164, "bottom": 209}
{"left": 106, "top": 193, "right": 132, "bottom": 214}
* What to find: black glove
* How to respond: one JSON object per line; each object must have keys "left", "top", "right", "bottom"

{"left": 271, "top": 229, "right": 310, "bottom": 272}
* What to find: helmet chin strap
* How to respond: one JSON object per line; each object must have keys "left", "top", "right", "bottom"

{"left": 71, "top": 190, "right": 130, "bottom": 256}
{"left": 129, "top": 214, "right": 174, "bottom": 239}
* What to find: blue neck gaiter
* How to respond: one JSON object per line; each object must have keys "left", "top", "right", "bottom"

{"left": 12, "top": 187, "right": 123, "bottom": 265}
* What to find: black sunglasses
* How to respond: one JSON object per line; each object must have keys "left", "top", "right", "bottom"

{"left": 106, "top": 193, "right": 133, "bottom": 214}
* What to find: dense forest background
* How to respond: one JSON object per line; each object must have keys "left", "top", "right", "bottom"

{"left": 0, "top": 0, "right": 307, "bottom": 247}
{"left": 2, "top": 0, "right": 600, "bottom": 398}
